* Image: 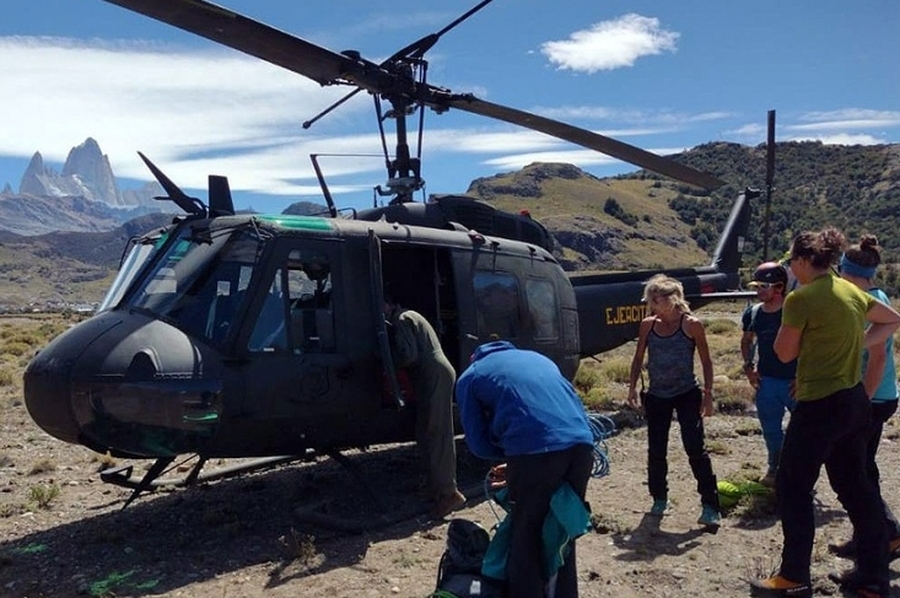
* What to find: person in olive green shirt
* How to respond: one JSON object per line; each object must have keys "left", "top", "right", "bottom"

{"left": 751, "top": 228, "right": 900, "bottom": 598}
{"left": 385, "top": 300, "right": 466, "bottom": 519}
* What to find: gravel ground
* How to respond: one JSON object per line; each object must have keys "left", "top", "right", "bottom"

{"left": 3, "top": 398, "right": 900, "bottom": 598}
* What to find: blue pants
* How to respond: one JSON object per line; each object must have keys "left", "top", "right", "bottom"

{"left": 755, "top": 376, "right": 796, "bottom": 473}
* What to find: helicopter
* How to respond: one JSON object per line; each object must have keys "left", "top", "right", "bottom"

{"left": 23, "top": 0, "right": 753, "bottom": 504}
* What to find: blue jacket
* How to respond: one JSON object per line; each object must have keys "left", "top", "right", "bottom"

{"left": 455, "top": 341, "right": 593, "bottom": 460}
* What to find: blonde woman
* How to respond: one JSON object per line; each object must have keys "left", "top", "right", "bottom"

{"left": 626, "top": 274, "right": 720, "bottom": 528}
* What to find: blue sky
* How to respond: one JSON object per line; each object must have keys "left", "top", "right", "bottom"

{"left": 1, "top": 0, "right": 898, "bottom": 214}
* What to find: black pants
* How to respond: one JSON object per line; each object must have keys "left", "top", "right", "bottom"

{"left": 506, "top": 444, "right": 594, "bottom": 598}
{"left": 845, "top": 399, "right": 900, "bottom": 546}
{"left": 777, "top": 383, "right": 888, "bottom": 588}
{"left": 644, "top": 387, "right": 719, "bottom": 508}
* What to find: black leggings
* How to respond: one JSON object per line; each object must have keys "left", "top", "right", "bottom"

{"left": 644, "top": 387, "right": 719, "bottom": 508}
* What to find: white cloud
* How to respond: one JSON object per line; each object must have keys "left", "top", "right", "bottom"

{"left": 0, "top": 36, "right": 372, "bottom": 195}
{"left": 787, "top": 133, "right": 886, "bottom": 146}
{"left": 796, "top": 109, "right": 900, "bottom": 128}
{"left": 540, "top": 14, "right": 679, "bottom": 73}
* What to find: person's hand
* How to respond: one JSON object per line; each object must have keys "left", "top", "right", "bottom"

{"left": 745, "top": 368, "right": 760, "bottom": 390}
{"left": 701, "top": 388, "right": 714, "bottom": 417}
{"left": 626, "top": 387, "right": 641, "bottom": 412}
{"left": 488, "top": 463, "right": 507, "bottom": 489}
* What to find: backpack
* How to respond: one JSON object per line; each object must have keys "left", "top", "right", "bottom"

{"left": 430, "top": 519, "right": 506, "bottom": 598}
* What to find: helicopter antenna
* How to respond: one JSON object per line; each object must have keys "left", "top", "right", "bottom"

{"left": 763, "top": 110, "right": 776, "bottom": 261}
{"left": 137, "top": 151, "right": 206, "bottom": 217}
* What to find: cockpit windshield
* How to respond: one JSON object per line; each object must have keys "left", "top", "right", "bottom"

{"left": 123, "top": 223, "right": 263, "bottom": 345}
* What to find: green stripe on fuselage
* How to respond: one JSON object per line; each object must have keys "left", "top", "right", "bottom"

{"left": 257, "top": 215, "right": 333, "bottom": 231}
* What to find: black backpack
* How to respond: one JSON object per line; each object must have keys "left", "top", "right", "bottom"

{"left": 430, "top": 519, "right": 505, "bottom": 598}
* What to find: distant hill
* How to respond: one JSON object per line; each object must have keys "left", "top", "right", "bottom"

{"left": 659, "top": 141, "right": 900, "bottom": 260}
{"left": 465, "top": 162, "right": 709, "bottom": 271}
{"left": 0, "top": 213, "right": 175, "bottom": 309}
{"left": 2, "top": 141, "right": 899, "bottom": 308}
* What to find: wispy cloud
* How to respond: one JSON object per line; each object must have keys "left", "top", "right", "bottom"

{"left": 786, "top": 133, "right": 887, "bottom": 146}
{"left": 795, "top": 109, "right": 900, "bottom": 128}
{"left": 727, "top": 109, "right": 900, "bottom": 146}
{"left": 541, "top": 14, "right": 679, "bottom": 73}
{"left": 0, "top": 36, "right": 371, "bottom": 195}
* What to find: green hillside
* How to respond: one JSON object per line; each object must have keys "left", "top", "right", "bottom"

{"left": 466, "top": 163, "right": 709, "bottom": 271}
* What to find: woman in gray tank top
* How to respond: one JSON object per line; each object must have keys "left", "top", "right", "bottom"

{"left": 626, "top": 274, "right": 721, "bottom": 529}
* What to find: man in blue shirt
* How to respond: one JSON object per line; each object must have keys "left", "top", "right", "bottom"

{"left": 455, "top": 340, "right": 593, "bottom": 598}
{"left": 740, "top": 262, "right": 797, "bottom": 486}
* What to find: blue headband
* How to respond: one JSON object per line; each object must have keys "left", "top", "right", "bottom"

{"left": 840, "top": 254, "right": 877, "bottom": 279}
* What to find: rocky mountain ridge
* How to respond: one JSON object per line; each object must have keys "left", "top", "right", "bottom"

{"left": 0, "top": 138, "right": 165, "bottom": 236}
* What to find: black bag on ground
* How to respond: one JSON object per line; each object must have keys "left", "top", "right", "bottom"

{"left": 431, "top": 518, "right": 505, "bottom": 597}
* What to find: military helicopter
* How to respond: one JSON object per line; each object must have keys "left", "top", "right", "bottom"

{"left": 23, "top": 0, "right": 752, "bottom": 504}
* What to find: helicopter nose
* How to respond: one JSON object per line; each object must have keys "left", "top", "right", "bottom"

{"left": 24, "top": 311, "right": 225, "bottom": 456}
{"left": 24, "top": 315, "right": 124, "bottom": 444}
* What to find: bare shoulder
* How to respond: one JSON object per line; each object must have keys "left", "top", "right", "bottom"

{"left": 682, "top": 314, "right": 706, "bottom": 335}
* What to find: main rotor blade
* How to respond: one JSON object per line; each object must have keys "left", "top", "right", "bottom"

{"left": 441, "top": 95, "right": 725, "bottom": 190}
{"left": 106, "top": 0, "right": 725, "bottom": 190}
{"left": 103, "top": 0, "right": 371, "bottom": 88}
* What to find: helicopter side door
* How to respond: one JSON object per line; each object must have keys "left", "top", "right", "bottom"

{"left": 225, "top": 238, "right": 361, "bottom": 455}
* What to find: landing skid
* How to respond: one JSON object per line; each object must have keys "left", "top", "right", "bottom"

{"left": 100, "top": 453, "right": 308, "bottom": 508}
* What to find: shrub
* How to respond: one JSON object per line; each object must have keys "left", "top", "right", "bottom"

{"left": 28, "top": 484, "right": 61, "bottom": 509}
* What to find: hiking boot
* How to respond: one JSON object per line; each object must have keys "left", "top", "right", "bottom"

{"left": 759, "top": 471, "right": 777, "bottom": 488}
{"left": 827, "top": 568, "right": 888, "bottom": 597}
{"left": 649, "top": 499, "right": 669, "bottom": 516}
{"left": 889, "top": 536, "right": 900, "bottom": 562}
{"left": 829, "top": 536, "right": 900, "bottom": 562}
{"left": 698, "top": 504, "right": 721, "bottom": 530}
{"left": 749, "top": 574, "right": 812, "bottom": 597}
{"left": 827, "top": 538, "right": 855, "bottom": 559}
{"left": 430, "top": 490, "right": 466, "bottom": 519}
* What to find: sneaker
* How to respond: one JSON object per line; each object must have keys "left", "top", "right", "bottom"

{"left": 827, "top": 538, "right": 855, "bottom": 559}
{"left": 698, "top": 504, "right": 721, "bottom": 530}
{"left": 430, "top": 490, "right": 466, "bottom": 519}
{"left": 649, "top": 499, "right": 669, "bottom": 516}
{"left": 749, "top": 574, "right": 812, "bottom": 597}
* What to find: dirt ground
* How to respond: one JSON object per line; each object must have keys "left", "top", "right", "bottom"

{"left": 4, "top": 391, "right": 900, "bottom": 598}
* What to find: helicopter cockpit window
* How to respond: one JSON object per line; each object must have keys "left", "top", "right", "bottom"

{"left": 246, "top": 249, "right": 336, "bottom": 354}
{"left": 97, "top": 235, "right": 164, "bottom": 313}
{"left": 473, "top": 271, "right": 520, "bottom": 340}
{"left": 525, "top": 277, "right": 559, "bottom": 341}
{"left": 125, "top": 226, "right": 263, "bottom": 346}
{"left": 285, "top": 249, "right": 335, "bottom": 353}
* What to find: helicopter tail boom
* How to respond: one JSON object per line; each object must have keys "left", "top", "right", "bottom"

{"left": 572, "top": 188, "right": 753, "bottom": 356}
